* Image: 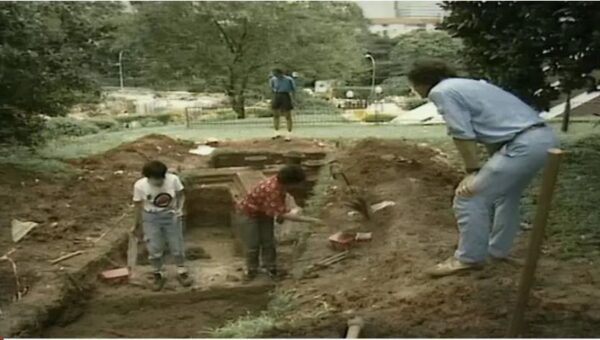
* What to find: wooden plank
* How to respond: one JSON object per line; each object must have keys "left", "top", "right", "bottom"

{"left": 507, "top": 149, "right": 564, "bottom": 337}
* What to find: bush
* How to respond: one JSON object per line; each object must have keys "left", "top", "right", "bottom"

{"left": 44, "top": 117, "right": 100, "bottom": 139}
{"left": 114, "top": 113, "right": 173, "bottom": 126}
{"left": 247, "top": 108, "right": 273, "bottom": 118}
{"left": 403, "top": 98, "right": 428, "bottom": 110}
{"left": 88, "top": 118, "right": 121, "bottom": 131}
{"left": 382, "top": 76, "right": 411, "bottom": 96}
{"left": 363, "top": 113, "right": 397, "bottom": 123}
{"left": 198, "top": 109, "right": 238, "bottom": 121}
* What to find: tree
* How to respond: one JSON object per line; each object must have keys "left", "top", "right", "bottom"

{"left": 132, "top": 1, "right": 367, "bottom": 118}
{"left": 0, "top": 2, "right": 123, "bottom": 145}
{"left": 442, "top": 1, "right": 600, "bottom": 131}
{"left": 390, "top": 30, "right": 465, "bottom": 76}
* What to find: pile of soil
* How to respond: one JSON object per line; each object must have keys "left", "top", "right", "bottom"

{"left": 273, "top": 138, "right": 600, "bottom": 338}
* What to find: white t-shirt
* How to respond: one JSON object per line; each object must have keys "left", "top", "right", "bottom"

{"left": 133, "top": 173, "right": 184, "bottom": 212}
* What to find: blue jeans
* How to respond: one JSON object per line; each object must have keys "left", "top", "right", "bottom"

{"left": 453, "top": 126, "right": 558, "bottom": 263}
{"left": 235, "top": 213, "right": 276, "bottom": 272}
{"left": 143, "top": 210, "right": 186, "bottom": 273}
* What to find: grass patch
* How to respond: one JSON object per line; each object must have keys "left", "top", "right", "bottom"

{"left": 210, "top": 291, "right": 296, "bottom": 338}
{"left": 0, "top": 147, "right": 75, "bottom": 175}
{"left": 542, "top": 133, "right": 600, "bottom": 259}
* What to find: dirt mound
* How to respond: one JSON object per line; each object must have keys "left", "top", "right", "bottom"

{"left": 221, "top": 138, "right": 331, "bottom": 153}
{"left": 340, "top": 138, "right": 460, "bottom": 187}
{"left": 74, "top": 134, "right": 197, "bottom": 173}
{"left": 278, "top": 138, "right": 600, "bottom": 338}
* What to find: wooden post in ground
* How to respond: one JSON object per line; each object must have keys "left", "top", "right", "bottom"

{"left": 507, "top": 148, "right": 564, "bottom": 337}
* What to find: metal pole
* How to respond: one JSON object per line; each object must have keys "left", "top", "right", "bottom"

{"left": 118, "top": 51, "right": 124, "bottom": 90}
{"left": 507, "top": 148, "right": 564, "bottom": 337}
{"left": 366, "top": 55, "right": 376, "bottom": 100}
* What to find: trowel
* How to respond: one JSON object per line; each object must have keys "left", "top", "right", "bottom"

{"left": 127, "top": 232, "right": 138, "bottom": 274}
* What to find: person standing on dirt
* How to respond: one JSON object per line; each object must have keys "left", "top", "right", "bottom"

{"left": 270, "top": 68, "right": 297, "bottom": 141}
{"left": 132, "top": 160, "right": 193, "bottom": 290}
{"left": 407, "top": 59, "right": 558, "bottom": 278}
{"left": 235, "top": 164, "right": 323, "bottom": 282}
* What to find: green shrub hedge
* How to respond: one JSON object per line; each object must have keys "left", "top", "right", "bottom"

{"left": 403, "top": 98, "right": 428, "bottom": 110}
{"left": 44, "top": 117, "right": 100, "bottom": 139}
{"left": 363, "top": 113, "right": 397, "bottom": 123}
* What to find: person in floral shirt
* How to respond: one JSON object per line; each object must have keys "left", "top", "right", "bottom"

{"left": 236, "top": 164, "right": 322, "bottom": 281}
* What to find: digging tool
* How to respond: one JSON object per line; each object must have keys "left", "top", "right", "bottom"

{"left": 329, "top": 160, "right": 372, "bottom": 220}
{"left": 507, "top": 149, "right": 563, "bottom": 338}
{"left": 346, "top": 316, "right": 365, "bottom": 338}
{"left": 127, "top": 232, "right": 138, "bottom": 271}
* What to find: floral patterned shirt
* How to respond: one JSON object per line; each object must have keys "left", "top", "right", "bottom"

{"left": 238, "top": 176, "right": 289, "bottom": 218}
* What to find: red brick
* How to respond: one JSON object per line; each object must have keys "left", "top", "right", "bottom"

{"left": 100, "top": 267, "right": 130, "bottom": 280}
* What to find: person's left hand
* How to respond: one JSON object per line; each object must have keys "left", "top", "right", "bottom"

{"left": 455, "top": 173, "right": 477, "bottom": 197}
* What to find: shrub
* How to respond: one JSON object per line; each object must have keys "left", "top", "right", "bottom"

{"left": 115, "top": 113, "right": 173, "bottom": 126}
{"left": 88, "top": 118, "right": 121, "bottom": 131}
{"left": 44, "top": 117, "right": 100, "bottom": 139}
{"left": 363, "top": 113, "right": 397, "bottom": 123}
{"left": 382, "top": 76, "right": 411, "bottom": 96}
{"left": 403, "top": 98, "right": 428, "bottom": 110}
{"left": 247, "top": 108, "right": 273, "bottom": 118}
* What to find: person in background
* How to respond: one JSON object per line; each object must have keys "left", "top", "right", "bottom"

{"left": 132, "top": 160, "right": 192, "bottom": 291}
{"left": 407, "top": 59, "right": 558, "bottom": 278}
{"left": 236, "top": 164, "right": 322, "bottom": 281}
{"left": 270, "top": 68, "right": 297, "bottom": 141}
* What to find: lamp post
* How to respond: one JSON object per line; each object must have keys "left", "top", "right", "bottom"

{"left": 365, "top": 53, "right": 376, "bottom": 101}
{"left": 117, "top": 51, "right": 124, "bottom": 90}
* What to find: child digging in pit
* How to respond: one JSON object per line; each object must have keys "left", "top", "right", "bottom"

{"left": 132, "top": 160, "right": 192, "bottom": 291}
{"left": 236, "top": 164, "right": 323, "bottom": 282}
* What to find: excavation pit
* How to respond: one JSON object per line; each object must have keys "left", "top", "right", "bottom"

{"left": 35, "top": 155, "right": 325, "bottom": 338}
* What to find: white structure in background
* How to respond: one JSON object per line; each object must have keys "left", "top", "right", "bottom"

{"left": 390, "top": 88, "right": 600, "bottom": 126}
{"left": 390, "top": 102, "right": 443, "bottom": 125}
{"left": 314, "top": 80, "right": 337, "bottom": 95}
{"left": 356, "top": 1, "right": 446, "bottom": 38}
{"left": 540, "top": 90, "right": 600, "bottom": 119}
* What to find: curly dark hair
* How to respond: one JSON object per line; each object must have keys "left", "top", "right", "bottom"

{"left": 142, "top": 160, "right": 168, "bottom": 179}
{"left": 408, "top": 59, "right": 457, "bottom": 89}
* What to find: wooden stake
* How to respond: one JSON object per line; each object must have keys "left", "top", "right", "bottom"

{"left": 50, "top": 250, "right": 84, "bottom": 264}
{"left": 507, "top": 148, "right": 564, "bottom": 337}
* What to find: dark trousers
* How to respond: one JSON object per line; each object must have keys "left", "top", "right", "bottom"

{"left": 236, "top": 213, "right": 276, "bottom": 272}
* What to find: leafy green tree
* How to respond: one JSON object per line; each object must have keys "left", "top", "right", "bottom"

{"left": 0, "top": 1, "right": 122, "bottom": 145}
{"left": 390, "top": 30, "right": 465, "bottom": 76}
{"left": 133, "top": 1, "right": 367, "bottom": 118}
{"left": 442, "top": 1, "right": 600, "bottom": 131}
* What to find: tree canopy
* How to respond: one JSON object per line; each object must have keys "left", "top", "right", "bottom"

{"left": 0, "top": 1, "right": 122, "bottom": 145}
{"left": 131, "top": 1, "right": 368, "bottom": 117}
{"left": 442, "top": 1, "right": 600, "bottom": 131}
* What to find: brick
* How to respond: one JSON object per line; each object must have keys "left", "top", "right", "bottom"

{"left": 100, "top": 267, "right": 130, "bottom": 281}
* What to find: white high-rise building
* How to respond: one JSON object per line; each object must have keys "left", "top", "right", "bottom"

{"left": 356, "top": 1, "right": 446, "bottom": 38}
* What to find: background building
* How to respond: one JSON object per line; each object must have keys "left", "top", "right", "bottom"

{"left": 356, "top": 1, "right": 446, "bottom": 38}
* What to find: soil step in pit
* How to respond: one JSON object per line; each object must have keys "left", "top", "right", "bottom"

{"left": 43, "top": 285, "right": 272, "bottom": 338}
{"left": 44, "top": 169, "right": 275, "bottom": 338}
{"left": 43, "top": 151, "right": 328, "bottom": 338}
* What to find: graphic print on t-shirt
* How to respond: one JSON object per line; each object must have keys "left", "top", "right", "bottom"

{"left": 153, "top": 192, "right": 173, "bottom": 208}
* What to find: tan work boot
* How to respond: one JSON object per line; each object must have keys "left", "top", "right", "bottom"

{"left": 426, "top": 257, "right": 482, "bottom": 278}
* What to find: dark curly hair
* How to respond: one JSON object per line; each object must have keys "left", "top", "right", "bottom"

{"left": 142, "top": 160, "right": 168, "bottom": 179}
{"left": 408, "top": 59, "right": 457, "bottom": 90}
